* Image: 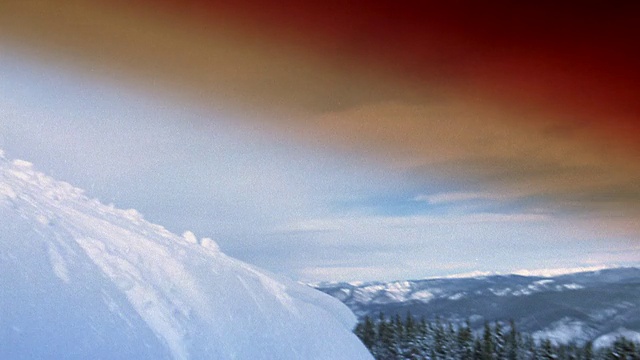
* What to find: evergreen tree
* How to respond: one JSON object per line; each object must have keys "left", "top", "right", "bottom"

{"left": 482, "top": 322, "right": 495, "bottom": 360}
{"left": 371, "top": 313, "right": 387, "bottom": 359}
{"left": 474, "top": 338, "right": 484, "bottom": 360}
{"left": 540, "top": 339, "right": 557, "bottom": 360}
{"left": 494, "top": 321, "right": 507, "bottom": 360}
{"left": 433, "top": 317, "right": 447, "bottom": 360}
{"left": 607, "top": 337, "right": 640, "bottom": 360}
{"left": 416, "top": 316, "right": 431, "bottom": 359}
{"left": 401, "top": 312, "right": 424, "bottom": 359}
{"left": 405, "top": 312, "right": 416, "bottom": 339}
{"left": 353, "top": 313, "right": 640, "bottom": 360}
{"left": 448, "top": 322, "right": 458, "bottom": 356}
{"left": 565, "top": 342, "right": 579, "bottom": 360}
{"left": 584, "top": 341, "right": 594, "bottom": 360}
{"left": 557, "top": 343, "right": 567, "bottom": 360}
{"left": 457, "top": 320, "right": 475, "bottom": 360}
{"left": 521, "top": 334, "right": 537, "bottom": 360}
{"left": 355, "top": 315, "right": 377, "bottom": 351}
{"left": 377, "top": 314, "right": 399, "bottom": 359}
{"left": 393, "top": 314, "right": 405, "bottom": 358}
{"left": 505, "top": 320, "right": 519, "bottom": 360}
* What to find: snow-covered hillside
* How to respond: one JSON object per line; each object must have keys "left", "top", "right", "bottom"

{"left": 0, "top": 150, "right": 372, "bottom": 359}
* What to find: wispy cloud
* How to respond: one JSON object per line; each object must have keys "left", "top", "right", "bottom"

{"left": 429, "top": 270, "right": 498, "bottom": 279}
{"left": 423, "top": 265, "right": 623, "bottom": 280}
{"left": 512, "top": 265, "right": 615, "bottom": 278}
{"left": 272, "top": 219, "right": 341, "bottom": 234}
{"left": 277, "top": 211, "right": 548, "bottom": 234}
{"left": 582, "top": 246, "right": 640, "bottom": 265}
{"left": 3, "top": 2, "right": 638, "bottom": 284}
{"left": 414, "top": 191, "right": 513, "bottom": 205}
{"left": 299, "top": 100, "right": 640, "bottom": 242}
{"left": 298, "top": 266, "right": 403, "bottom": 283}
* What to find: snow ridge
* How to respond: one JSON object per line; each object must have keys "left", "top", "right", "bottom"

{"left": 0, "top": 152, "right": 371, "bottom": 359}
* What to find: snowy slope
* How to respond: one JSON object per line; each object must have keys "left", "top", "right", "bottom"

{"left": 0, "top": 150, "right": 372, "bottom": 360}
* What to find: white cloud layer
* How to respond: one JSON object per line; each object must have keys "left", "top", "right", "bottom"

{"left": 512, "top": 265, "right": 615, "bottom": 278}
{"left": 2, "top": 47, "right": 638, "bottom": 282}
{"left": 414, "top": 191, "right": 514, "bottom": 204}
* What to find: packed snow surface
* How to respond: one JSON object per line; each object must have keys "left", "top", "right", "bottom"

{"left": 0, "top": 152, "right": 372, "bottom": 359}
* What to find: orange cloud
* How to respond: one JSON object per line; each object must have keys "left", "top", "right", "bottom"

{"left": 1, "top": 0, "right": 638, "bottom": 238}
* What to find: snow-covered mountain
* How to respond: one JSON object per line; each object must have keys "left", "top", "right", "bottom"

{"left": 0, "top": 150, "right": 372, "bottom": 360}
{"left": 314, "top": 268, "right": 640, "bottom": 347}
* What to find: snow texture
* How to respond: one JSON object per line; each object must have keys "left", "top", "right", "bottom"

{"left": 594, "top": 328, "right": 640, "bottom": 348}
{"left": 0, "top": 152, "right": 372, "bottom": 359}
{"left": 532, "top": 318, "right": 595, "bottom": 345}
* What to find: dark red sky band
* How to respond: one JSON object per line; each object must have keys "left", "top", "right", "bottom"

{"left": 135, "top": 0, "right": 640, "bottom": 150}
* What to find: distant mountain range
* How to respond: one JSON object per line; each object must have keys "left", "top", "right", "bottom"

{"left": 313, "top": 267, "right": 640, "bottom": 347}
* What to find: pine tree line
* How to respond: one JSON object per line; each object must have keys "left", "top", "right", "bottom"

{"left": 354, "top": 313, "right": 640, "bottom": 360}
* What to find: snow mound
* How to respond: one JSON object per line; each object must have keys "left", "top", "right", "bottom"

{"left": 532, "top": 318, "right": 595, "bottom": 345}
{"left": 0, "top": 153, "right": 372, "bottom": 359}
{"left": 594, "top": 329, "right": 640, "bottom": 349}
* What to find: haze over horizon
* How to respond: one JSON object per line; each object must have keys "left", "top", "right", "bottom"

{"left": 1, "top": 1, "right": 638, "bottom": 282}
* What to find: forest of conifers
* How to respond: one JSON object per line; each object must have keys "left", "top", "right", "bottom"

{"left": 354, "top": 313, "right": 639, "bottom": 360}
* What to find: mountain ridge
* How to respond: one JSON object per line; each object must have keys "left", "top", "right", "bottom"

{"left": 313, "top": 267, "right": 640, "bottom": 347}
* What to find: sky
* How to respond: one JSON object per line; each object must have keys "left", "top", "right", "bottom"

{"left": 0, "top": 1, "right": 639, "bottom": 282}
